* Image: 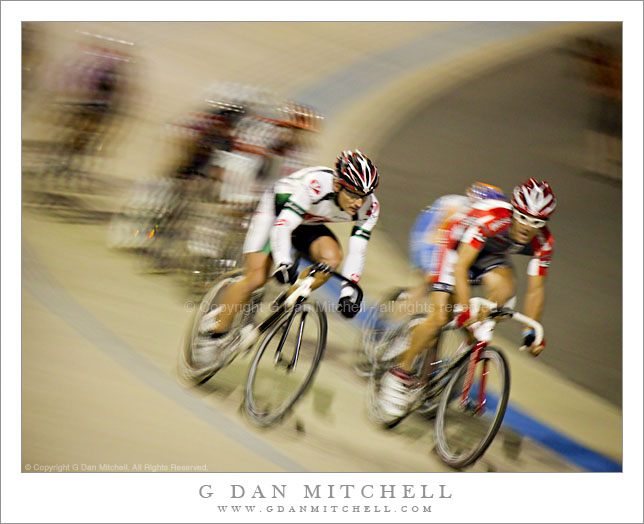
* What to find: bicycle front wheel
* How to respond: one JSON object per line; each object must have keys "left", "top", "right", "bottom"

{"left": 434, "top": 347, "right": 510, "bottom": 469}
{"left": 356, "top": 287, "right": 409, "bottom": 376}
{"left": 244, "top": 302, "right": 327, "bottom": 427}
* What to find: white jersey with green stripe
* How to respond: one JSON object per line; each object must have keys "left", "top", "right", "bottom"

{"left": 274, "top": 166, "right": 379, "bottom": 228}
{"left": 269, "top": 166, "right": 380, "bottom": 288}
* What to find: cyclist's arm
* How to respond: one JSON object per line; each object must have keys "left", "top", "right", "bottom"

{"left": 269, "top": 186, "right": 312, "bottom": 267}
{"left": 523, "top": 274, "right": 546, "bottom": 323}
{"left": 339, "top": 232, "right": 369, "bottom": 298}
{"left": 522, "top": 274, "right": 547, "bottom": 356}
{"left": 453, "top": 243, "right": 481, "bottom": 312}
{"left": 523, "top": 229, "right": 553, "bottom": 324}
{"left": 339, "top": 198, "right": 379, "bottom": 297}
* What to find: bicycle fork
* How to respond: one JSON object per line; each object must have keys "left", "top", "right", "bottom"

{"left": 274, "top": 298, "right": 307, "bottom": 373}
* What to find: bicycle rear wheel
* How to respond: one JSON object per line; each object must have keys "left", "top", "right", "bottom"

{"left": 365, "top": 314, "right": 426, "bottom": 427}
{"left": 244, "top": 302, "right": 327, "bottom": 427}
{"left": 434, "top": 347, "right": 510, "bottom": 469}
{"left": 178, "top": 269, "right": 252, "bottom": 384}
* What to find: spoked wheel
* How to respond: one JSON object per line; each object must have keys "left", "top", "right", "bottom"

{"left": 244, "top": 302, "right": 327, "bottom": 427}
{"left": 355, "top": 287, "right": 410, "bottom": 376}
{"left": 365, "top": 315, "right": 426, "bottom": 428}
{"left": 434, "top": 347, "right": 510, "bottom": 469}
{"left": 178, "top": 269, "right": 249, "bottom": 385}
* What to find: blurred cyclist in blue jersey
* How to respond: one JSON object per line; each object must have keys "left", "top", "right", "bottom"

{"left": 409, "top": 182, "right": 507, "bottom": 288}
{"left": 359, "top": 182, "right": 507, "bottom": 378}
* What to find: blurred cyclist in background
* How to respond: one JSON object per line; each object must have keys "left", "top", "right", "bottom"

{"left": 402, "top": 182, "right": 508, "bottom": 308}
{"left": 357, "top": 182, "right": 506, "bottom": 374}
{"left": 217, "top": 97, "right": 324, "bottom": 205}
{"left": 271, "top": 101, "right": 325, "bottom": 178}
{"left": 377, "top": 178, "right": 556, "bottom": 423}
{"left": 139, "top": 100, "right": 246, "bottom": 271}
{"left": 191, "top": 149, "right": 381, "bottom": 376}
{"left": 171, "top": 101, "right": 245, "bottom": 183}
{"left": 110, "top": 85, "right": 324, "bottom": 289}
{"left": 41, "top": 32, "right": 136, "bottom": 190}
{"left": 57, "top": 39, "right": 134, "bottom": 160}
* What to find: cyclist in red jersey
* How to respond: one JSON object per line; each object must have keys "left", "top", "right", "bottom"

{"left": 377, "top": 178, "right": 557, "bottom": 423}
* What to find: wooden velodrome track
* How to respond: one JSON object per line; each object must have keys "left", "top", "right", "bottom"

{"left": 19, "top": 22, "right": 625, "bottom": 478}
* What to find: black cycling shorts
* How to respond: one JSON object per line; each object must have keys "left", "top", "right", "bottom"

{"left": 430, "top": 252, "right": 513, "bottom": 294}
{"left": 291, "top": 224, "right": 339, "bottom": 260}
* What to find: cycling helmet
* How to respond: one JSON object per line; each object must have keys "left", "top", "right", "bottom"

{"left": 511, "top": 178, "right": 557, "bottom": 219}
{"left": 335, "top": 150, "right": 379, "bottom": 195}
{"left": 278, "top": 101, "right": 324, "bottom": 132}
{"left": 466, "top": 181, "right": 506, "bottom": 201}
{"left": 204, "top": 99, "right": 245, "bottom": 129}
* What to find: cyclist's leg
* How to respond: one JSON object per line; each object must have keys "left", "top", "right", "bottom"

{"left": 399, "top": 289, "right": 452, "bottom": 371}
{"left": 207, "top": 251, "right": 272, "bottom": 334}
{"left": 474, "top": 255, "right": 517, "bottom": 307}
{"left": 376, "top": 243, "right": 457, "bottom": 421}
{"left": 402, "top": 217, "right": 443, "bottom": 319}
{"left": 202, "top": 188, "right": 275, "bottom": 334}
{"left": 481, "top": 266, "right": 516, "bottom": 306}
{"left": 376, "top": 290, "right": 452, "bottom": 423}
{"left": 398, "top": 240, "right": 456, "bottom": 372}
{"left": 292, "top": 224, "right": 342, "bottom": 291}
{"left": 387, "top": 273, "right": 431, "bottom": 324}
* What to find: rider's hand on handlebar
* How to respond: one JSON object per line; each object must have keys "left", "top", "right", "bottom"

{"left": 338, "top": 296, "right": 361, "bottom": 318}
{"left": 522, "top": 330, "right": 545, "bottom": 357}
{"left": 455, "top": 303, "right": 492, "bottom": 328}
{"left": 273, "top": 263, "right": 298, "bottom": 285}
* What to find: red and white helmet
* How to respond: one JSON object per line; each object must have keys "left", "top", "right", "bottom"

{"left": 335, "top": 149, "right": 379, "bottom": 195}
{"left": 511, "top": 178, "right": 557, "bottom": 219}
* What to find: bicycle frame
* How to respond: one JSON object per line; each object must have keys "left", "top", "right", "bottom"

{"left": 234, "top": 264, "right": 363, "bottom": 365}
{"left": 460, "top": 340, "right": 486, "bottom": 413}
{"left": 412, "top": 297, "right": 544, "bottom": 415}
{"left": 415, "top": 335, "right": 473, "bottom": 408}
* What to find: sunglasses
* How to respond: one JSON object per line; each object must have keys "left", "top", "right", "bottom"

{"left": 341, "top": 186, "right": 370, "bottom": 200}
{"left": 512, "top": 209, "right": 547, "bottom": 228}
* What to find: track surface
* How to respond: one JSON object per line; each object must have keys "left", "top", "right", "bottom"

{"left": 19, "top": 22, "right": 624, "bottom": 476}
{"left": 22, "top": 215, "right": 582, "bottom": 473}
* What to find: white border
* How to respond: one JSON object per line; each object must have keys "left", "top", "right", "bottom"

{"left": 3, "top": 2, "right": 642, "bottom": 523}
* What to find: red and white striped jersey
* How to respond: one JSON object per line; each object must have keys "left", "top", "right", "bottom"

{"left": 448, "top": 200, "right": 554, "bottom": 276}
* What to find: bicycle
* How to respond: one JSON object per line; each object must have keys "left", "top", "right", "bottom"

{"left": 366, "top": 296, "right": 544, "bottom": 469}
{"left": 178, "top": 260, "right": 362, "bottom": 427}
{"left": 355, "top": 286, "right": 419, "bottom": 377}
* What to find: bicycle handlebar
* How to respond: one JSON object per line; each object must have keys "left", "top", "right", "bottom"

{"left": 512, "top": 311, "right": 544, "bottom": 350}
{"left": 309, "top": 263, "right": 364, "bottom": 306}
{"left": 283, "top": 263, "right": 363, "bottom": 309}
{"left": 445, "top": 297, "right": 544, "bottom": 349}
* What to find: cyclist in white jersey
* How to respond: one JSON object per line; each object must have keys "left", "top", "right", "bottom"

{"left": 193, "top": 150, "right": 381, "bottom": 369}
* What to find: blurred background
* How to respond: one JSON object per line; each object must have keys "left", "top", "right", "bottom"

{"left": 21, "top": 22, "right": 623, "bottom": 473}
